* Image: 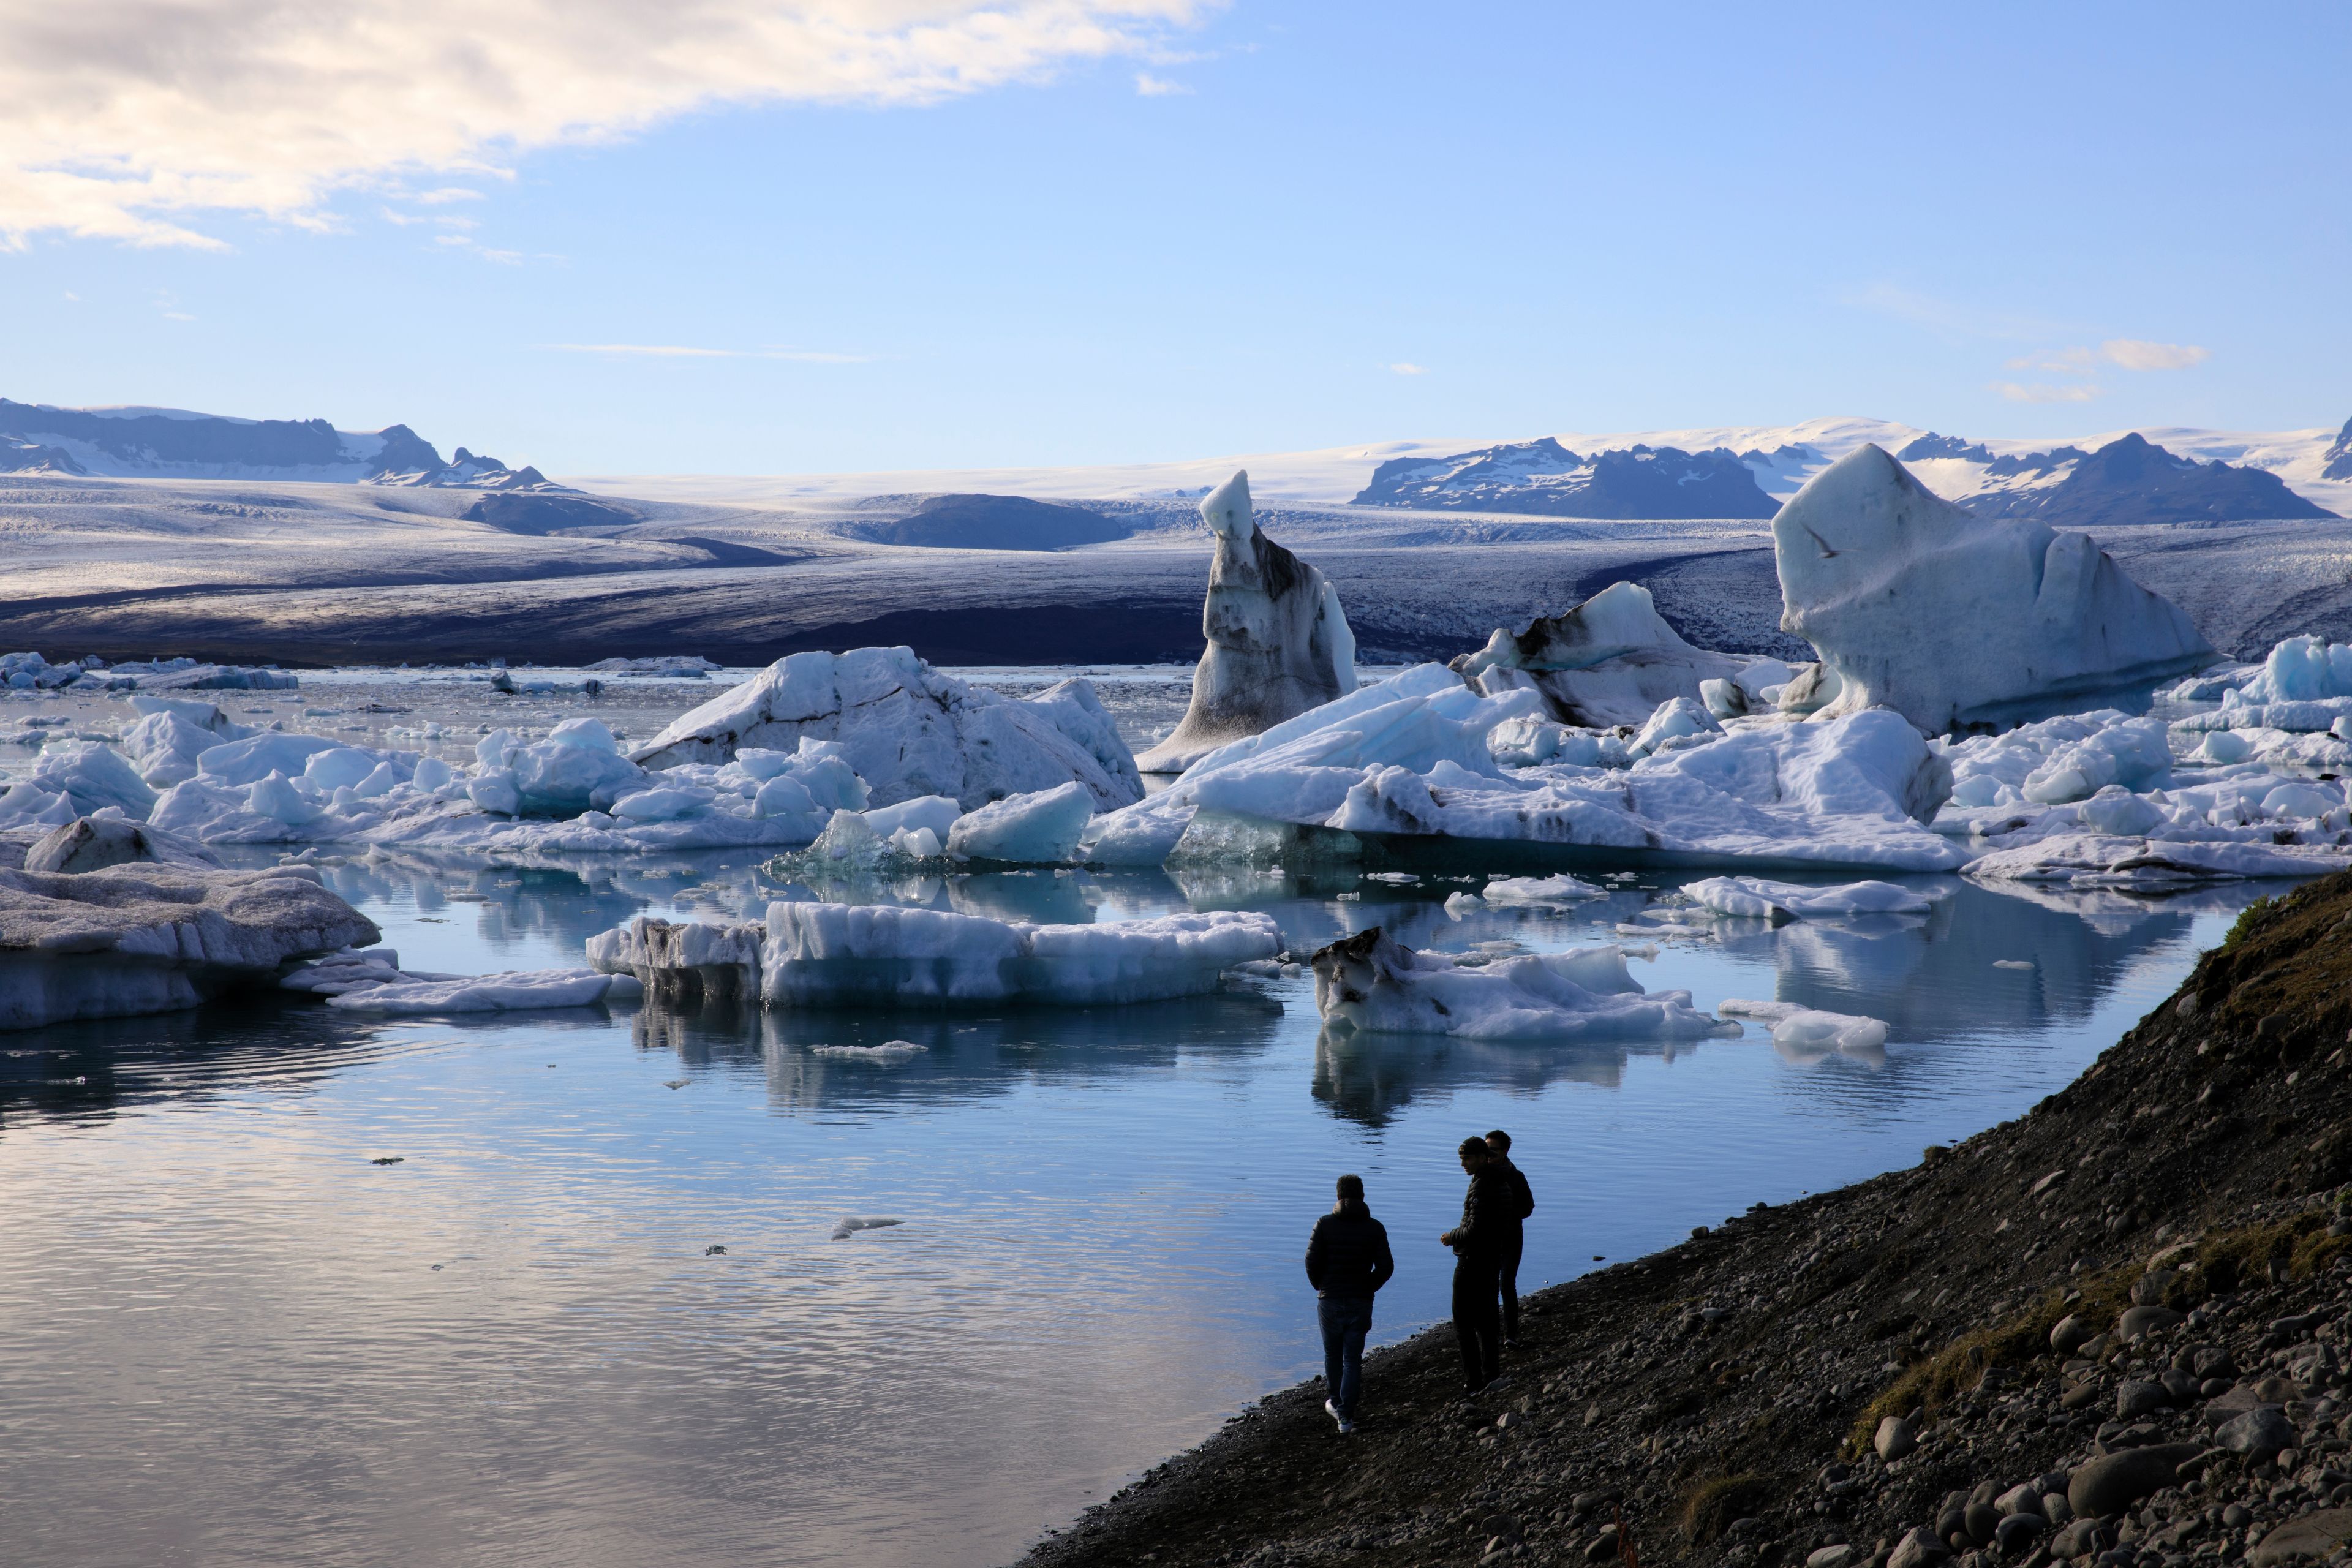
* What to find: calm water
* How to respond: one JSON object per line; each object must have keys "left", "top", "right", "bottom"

{"left": 0, "top": 668, "right": 2275, "bottom": 1567}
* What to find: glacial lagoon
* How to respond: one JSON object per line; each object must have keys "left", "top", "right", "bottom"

{"left": 0, "top": 665, "right": 2274, "bottom": 1567}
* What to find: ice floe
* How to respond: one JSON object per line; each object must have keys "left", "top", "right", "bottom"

{"left": 629, "top": 645, "right": 1142, "bottom": 810}
{"left": 280, "top": 945, "right": 641, "bottom": 1012}
{"left": 1137, "top": 470, "right": 1357, "bottom": 773}
{"left": 1774, "top": 445, "right": 2214, "bottom": 731}
{"left": 1717, "top": 998, "right": 1890, "bottom": 1057}
{"left": 1684, "top": 876, "right": 1940, "bottom": 920}
{"left": 586, "top": 902, "right": 1281, "bottom": 1008}
{"left": 1308, "top": 925, "right": 1738, "bottom": 1042}
{"left": 0, "top": 861, "right": 377, "bottom": 1030}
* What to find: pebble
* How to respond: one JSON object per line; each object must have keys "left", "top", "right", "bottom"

{"left": 1875, "top": 1415, "right": 1917, "bottom": 1462}
{"left": 1805, "top": 1546, "right": 1858, "bottom": 1568}
{"left": 2253, "top": 1507, "right": 2352, "bottom": 1568}
{"left": 2117, "top": 1304, "right": 2184, "bottom": 1341}
{"left": 2115, "top": 1378, "right": 2169, "bottom": 1419}
{"left": 2216, "top": 1405, "right": 2297, "bottom": 1460}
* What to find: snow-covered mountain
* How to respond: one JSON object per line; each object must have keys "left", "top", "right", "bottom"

{"left": 0, "top": 399, "right": 564, "bottom": 492}
{"left": 578, "top": 413, "right": 2352, "bottom": 522}
{"left": 1349, "top": 439, "right": 1782, "bottom": 518}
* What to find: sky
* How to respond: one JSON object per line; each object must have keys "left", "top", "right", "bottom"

{"left": 3, "top": 0, "right": 2348, "bottom": 477}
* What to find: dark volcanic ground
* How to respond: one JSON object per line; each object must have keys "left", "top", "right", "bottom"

{"left": 1016, "top": 876, "right": 2352, "bottom": 1568}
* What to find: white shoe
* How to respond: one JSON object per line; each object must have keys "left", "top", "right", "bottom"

{"left": 1324, "top": 1398, "right": 1343, "bottom": 1428}
{"left": 1337, "top": 1419, "right": 1355, "bottom": 1435}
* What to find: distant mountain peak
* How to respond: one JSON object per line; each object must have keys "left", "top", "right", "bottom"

{"left": 1352, "top": 439, "right": 1779, "bottom": 519}
{"left": 2324, "top": 417, "right": 2352, "bottom": 481}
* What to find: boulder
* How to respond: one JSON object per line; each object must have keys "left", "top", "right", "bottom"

{"left": 1773, "top": 444, "right": 2215, "bottom": 731}
{"left": 2067, "top": 1442, "right": 2203, "bottom": 1518}
{"left": 2216, "top": 1406, "right": 2296, "bottom": 1461}
{"left": 2253, "top": 1508, "right": 2352, "bottom": 1568}
{"left": 1137, "top": 470, "right": 1355, "bottom": 772}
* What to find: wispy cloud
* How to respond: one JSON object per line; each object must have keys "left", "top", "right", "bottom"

{"left": 545, "top": 343, "right": 876, "bottom": 363}
{"left": 1992, "top": 381, "right": 2103, "bottom": 404}
{"left": 2100, "top": 338, "right": 2210, "bottom": 372}
{"left": 1389, "top": 362, "right": 1427, "bottom": 376}
{"left": 1134, "top": 72, "right": 1191, "bottom": 96}
{"left": 413, "top": 187, "right": 486, "bottom": 205}
{"left": 0, "top": 0, "right": 1214, "bottom": 249}
{"left": 1841, "top": 282, "right": 2070, "bottom": 342}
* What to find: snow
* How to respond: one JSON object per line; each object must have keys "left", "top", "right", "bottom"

{"left": 1774, "top": 444, "right": 2216, "bottom": 731}
{"left": 1684, "top": 876, "right": 1940, "bottom": 919}
{"left": 0, "top": 862, "right": 377, "bottom": 1030}
{"left": 943, "top": 781, "right": 1095, "bottom": 864}
{"left": 630, "top": 646, "right": 1143, "bottom": 812}
{"left": 1136, "top": 470, "right": 1357, "bottom": 772}
{"left": 1308, "top": 926, "right": 1737, "bottom": 1042}
{"left": 586, "top": 903, "right": 1281, "bottom": 1008}
{"left": 1717, "top": 998, "right": 1890, "bottom": 1056}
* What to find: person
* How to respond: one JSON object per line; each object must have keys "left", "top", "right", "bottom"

{"left": 1304, "top": 1174, "right": 1394, "bottom": 1434}
{"left": 1485, "top": 1129, "right": 1535, "bottom": 1346}
{"left": 1439, "top": 1135, "right": 1509, "bottom": 1394}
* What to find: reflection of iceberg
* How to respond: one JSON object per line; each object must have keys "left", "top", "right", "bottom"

{"left": 1311, "top": 1026, "right": 1632, "bottom": 1128}
{"left": 1711, "top": 877, "right": 2197, "bottom": 1044}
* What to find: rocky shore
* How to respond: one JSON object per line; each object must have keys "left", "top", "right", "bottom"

{"left": 1016, "top": 874, "right": 2352, "bottom": 1568}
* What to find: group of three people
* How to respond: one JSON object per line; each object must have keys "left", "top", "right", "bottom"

{"left": 1302, "top": 1130, "right": 1534, "bottom": 1434}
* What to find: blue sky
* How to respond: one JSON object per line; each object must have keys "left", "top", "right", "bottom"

{"left": 5, "top": 1, "right": 2347, "bottom": 475}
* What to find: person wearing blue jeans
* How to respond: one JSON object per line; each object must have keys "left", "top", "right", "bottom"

{"left": 1303, "top": 1174, "right": 1395, "bottom": 1434}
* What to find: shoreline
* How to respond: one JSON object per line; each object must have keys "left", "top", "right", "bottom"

{"left": 1013, "top": 874, "right": 2352, "bottom": 1568}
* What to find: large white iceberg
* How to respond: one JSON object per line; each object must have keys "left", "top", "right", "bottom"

{"left": 586, "top": 902, "right": 1281, "bottom": 1008}
{"left": 1310, "top": 926, "right": 1737, "bottom": 1042}
{"left": 630, "top": 646, "right": 1142, "bottom": 811}
{"left": 1774, "top": 445, "right": 2215, "bottom": 731}
{"left": 1685, "top": 876, "right": 1940, "bottom": 920}
{"left": 0, "top": 862, "right": 377, "bottom": 1030}
{"left": 1457, "top": 581, "right": 1775, "bottom": 728}
{"left": 1136, "top": 470, "right": 1357, "bottom": 773}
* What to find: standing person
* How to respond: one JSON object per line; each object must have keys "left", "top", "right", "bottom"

{"left": 1485, "top": 1129, "right": 1535, "bottom": 1346}
{"left": 1439, "top": 1136, "right": 1508, "bottom": 1394}
{"left": 1304, "top": 1174, "right": 1394, "bottom": 1434}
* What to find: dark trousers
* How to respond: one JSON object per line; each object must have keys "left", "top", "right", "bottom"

{"left": 1496, "top": 1228, "right": 1524, "bottom": 1341}
{"left": 1318, "top": 1295, "right": 1374, "bottom": 1420}
{"left": 1451, "top": 1255, "right": 1502, "bottom": 1392}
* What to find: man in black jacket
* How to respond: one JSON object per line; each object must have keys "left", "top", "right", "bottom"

{"left": 1485, "top": 1128, "right": 1536, "bottom": 1346}
{"left": 1304, "top": 1174, "right": 1394, "bottom": 1433}
{"left": 1439, "top": 1136, "right": 1510, "bottom": 1394}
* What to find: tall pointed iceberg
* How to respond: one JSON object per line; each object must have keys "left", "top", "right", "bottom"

{"left": 1774, "top": 444, "right": 2214, "bottom": 731}
{"left": 1137, "top": 470, "right": 1357, "bottom": 773}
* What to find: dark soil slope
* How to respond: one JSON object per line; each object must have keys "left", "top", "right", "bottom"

{"left": 1017, "top": 876, "right": 2352, "bottom": 1568}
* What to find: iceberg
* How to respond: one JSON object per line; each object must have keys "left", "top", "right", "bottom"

{"left": 1456, "top": 582, "right": 1763, "bottom": 728}
{"left": 630, "top": 646, "right": 1143, "bottom": 811}
{"left": 944, "top": 781, "right": 1095, "bottom": 864}
{"left": 1686, "top": 876, "right": 1940, "bottom": 920}
{"left": 21, "top": 815, "right": 220, "bottom": 874}
{"left": 586, "top": 902, "right": 1281, "bottom": 1008}
{"left": 1774, "top": 444, "right": 2215, "bottom": 731}
{"left": 1718, "top": 998, "right": 1890, "bottom": 1056}
{"left": 120, "top": 696, "right": 256, "bottom": 786}
{"left": 1309, "top": 926, "right": 1738, "bottom": 1042}
{"left": 1480, "top": 874, "right": 1607, "bottom": 905}
{"left": 0, "top": 862, "right": 377, "bottom": 1030}
{"left": 1136, "top": 470, "right": 1357, "bottom": 773}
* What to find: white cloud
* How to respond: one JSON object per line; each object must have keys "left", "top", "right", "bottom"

{"left": 1992, "top": 381, "right": 2103, "bottom": 404}
{"left": 545, "top": 343, "right": 875, "bottom": 362}
{"left": 1389, "top": 362, "right": 1426, "bottom": 376}
{"left": 413, "top": 187, "right": 488, "bottom": 205}
{"left": 2100, "top": 338, "right": 2210, "bottom": 372}
{"left": 1134, "top": 72, "right": 1190, "bottom": 95}
{"left": 0, "top": 0, "right": 1213, "bottom": 249}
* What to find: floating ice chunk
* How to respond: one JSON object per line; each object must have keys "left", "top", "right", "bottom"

{"left": 323, "top": 968, "right": 638, "bottom": 1013}
{"left": 510, "top": 737, "right": 646, "bottom": 815}
{"left": 1137, "top": 470, "right": 1356, "bottom": 772}
{"left": 546, "top": 717, "right": 619, "bottom": 752}
{"left": 413, "top": 756, "right": 454, "bottom": 791}
{"left": 0, "top": 862, "right": 376, "bottom": 1030}
{"left": 830, "top": 1217, "right": 905, "bottom": 1239}
{"left": 1630, "top": 695, "right": 1721, "bottom": 756}
{"left": 18, "top": 741, "right": 157, "bottom": 820}
{"left": 586, "top": 903, "right": 1281, "bottom": 1009}
{"left": 2241, "top": 635, "right": 2352, "bottom": 704}
{"left": 466, "top": 770, "right": 522, "bottom": 815}
{"left": 812, "top": 1040, "right": 927, "bottom": 1060}
{"left": 1684, "top": 876, "right": 1939, "bottom": 920}
{"left": 2262, "top": 781, "right": 2342, "bottom": 820}
{"left": 1964, "top": 834, "right": 2352, "bottom": 888}
{"left": 1480, "top": 873, "right": 1606, "bottom": 905}
{"left": 753, "top": 774, "right": 817, "bottom": 818}
{"left": 2075, "top": 788, "right": 2162, "bottom": 837}
{"left": 198, "top": 732, "right": 344, "bottom": 786}
{"left": 1992, "top": 959, "right": 2035, "bottom": 970}
{"left": 1310, "top": 926, "right": 1736, "bottom": 1042}
{"left": 1443, "top": 891, "right": 1484, "bottom": 916}
{"left": 609, "top": 785, "right": 716, "bottom": 823}
{"left": 631, "top": 646, "right": 1142, "bottom": 810}
{"left": 1774, "top": 445, "right": 2215, "bottom": 731}
{"left": 862, "top": 794, "right": 961, "bottom": 841}
{"left": 584, "top": 915, "right": 764, "bottom": 1001}
{"left": 1718, "top": 998, "right": 1889, "bottom": 1055}
{"left": 946, "top": 781, "right": 1095, "bottom": 864}
{"left": 120, "top": 698, "right": 255, "bottom": 786}
{"left": 23, "top": 815, "right": 219, "bottom": 873}
{"left": 1458, "top": 582, "right": 1753, "bottom": 729}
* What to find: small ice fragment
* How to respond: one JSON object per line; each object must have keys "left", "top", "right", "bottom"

{"left": 663, "top": 1079, "right": 690, "bottom": 1089}
{"left": 810, "top": 1040, "right": 929, "bottom": 1060}
{"left": 1481, "top": 874, "right": 1605, "bottom": 905}
{"left": 831, "top": 1217, "right": 906, "bottom": 1240}
{"left": 1993, "top": 959, "right": 2035, "bottom": 970}
{"left": 1718, "top": 998, "right": 1889, "bottom": 1054}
